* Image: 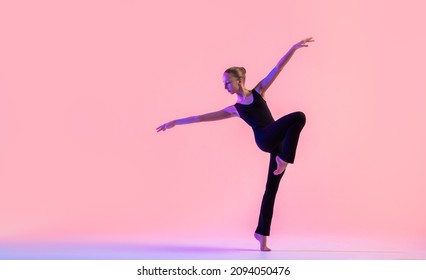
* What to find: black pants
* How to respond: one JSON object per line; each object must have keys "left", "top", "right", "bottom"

{"left": 254, "top": 111, "right": 306, "bottom": 236}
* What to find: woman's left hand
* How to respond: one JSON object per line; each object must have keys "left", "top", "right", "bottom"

{"left": 293, "top": 37, "right": 314, "bottom": 49}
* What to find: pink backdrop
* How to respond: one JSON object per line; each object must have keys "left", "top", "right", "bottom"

{"left": 1, "top": 0, "right": 425, "bottom": 248}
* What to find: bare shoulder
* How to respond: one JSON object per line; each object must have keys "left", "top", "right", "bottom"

{"left": 253, "top": 83, "right": 266, "bottom": 98}
{"left": 223, "top": 105, "right": 239, "bottom": 117}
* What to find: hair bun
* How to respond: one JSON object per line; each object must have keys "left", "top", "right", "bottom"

{"left": 224, "top": 66, "right": 246, "bottom": 81}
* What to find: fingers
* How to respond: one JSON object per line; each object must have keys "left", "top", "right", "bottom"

{"left": 302, "top": 37, "right": 314, "bottom": 43}
{"left": 156, "top": 122, "right": 174, "bottom": 132}
{"left": 299, "top": 37, "right": 315, "bottom": 45}
{"left": 156, "top": 124, "right": 166, "bottom": 132}
{"left": 293, "top": 37, "right": 314, "bottom": 49}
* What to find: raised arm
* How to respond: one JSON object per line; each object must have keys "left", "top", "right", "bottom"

{"left": 254, "top": 37, "right": 314, "bottom": 97}
{"left": 156, "top": 105, "right": 238, "bottom": 132}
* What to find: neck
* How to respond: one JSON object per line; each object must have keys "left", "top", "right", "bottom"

{"left": 236, "top": 87, "right": 251, "bottom": 97}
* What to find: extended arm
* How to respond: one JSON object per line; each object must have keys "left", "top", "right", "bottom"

{"left": 254, "top": 37, "right": 314, "bottom": 97}
{"left": 156, "top": 105, "right": 238, "bottom": 132}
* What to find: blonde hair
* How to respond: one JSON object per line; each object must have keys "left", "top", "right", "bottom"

{"left": 224, "top": 66, "right": 246, "bottom": 83}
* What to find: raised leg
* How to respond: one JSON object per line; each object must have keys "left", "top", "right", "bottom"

{"left": 273, "top": 155, "right": 289, "bottom": 175}
{"left": 277, "top": 111, "right": 306, "bottom": 164}
{"left": 256, "top": 111, "right": 306, "bottom": 165}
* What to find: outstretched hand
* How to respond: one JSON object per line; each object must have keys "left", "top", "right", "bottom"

{"left": 292, "top": 37, "right": 314, "bottom": 50}
{"left": 156, "top": 121, "right": 175, "bottom": 132}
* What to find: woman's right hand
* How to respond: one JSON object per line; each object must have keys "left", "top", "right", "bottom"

{"left": 156, "top": 120, "right": 176, "bottom": 132}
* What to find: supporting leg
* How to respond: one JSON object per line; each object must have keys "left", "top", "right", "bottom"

{"left": 254, "top": 152, "right": 285, "bottom": 250}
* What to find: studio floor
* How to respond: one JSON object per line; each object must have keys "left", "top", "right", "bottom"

{"left": 1, "top": 235, "right": 424, "bottom": 260}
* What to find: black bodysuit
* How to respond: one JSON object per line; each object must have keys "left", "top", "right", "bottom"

{"left": 234, "top": 89, "right": 306, "bottom": 236}
{"left": 234, "top": 89, "right": 275, "bottom": 130}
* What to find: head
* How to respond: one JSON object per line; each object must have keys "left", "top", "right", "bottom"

{"left": 223, "top": 66, "right": 246, "bottom": 94}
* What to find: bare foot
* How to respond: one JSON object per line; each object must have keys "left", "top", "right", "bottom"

{"left": 273, "top": 156, "right": 288, "bottom": 175}
{"left": 254, "top": 233, "right": 271, "bottom": 251}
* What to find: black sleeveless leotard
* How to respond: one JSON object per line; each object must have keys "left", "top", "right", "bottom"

{"left": 234, "top": 89, "right": 274, "bottom": 130}
{"left": 234, "top": 89, "right": 277, "bottom": 152}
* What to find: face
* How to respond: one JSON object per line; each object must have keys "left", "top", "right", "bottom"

{"left": 222, "top": 73, "right": 240, "bottom": 94}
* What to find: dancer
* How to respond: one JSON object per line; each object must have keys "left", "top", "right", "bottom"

{"left": 157, "top": 37, "right": 314, "bottom": 251}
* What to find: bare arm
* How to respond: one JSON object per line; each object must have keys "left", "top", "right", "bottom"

{"left": 254, "top": 37, "right": 314, "bottom": 97}
{"left": 156, "top": 105, "right": 238, "bottom": 132}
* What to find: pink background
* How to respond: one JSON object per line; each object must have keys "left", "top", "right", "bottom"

{"left": 1, "top": 0, "right": 425, "bottom": 248}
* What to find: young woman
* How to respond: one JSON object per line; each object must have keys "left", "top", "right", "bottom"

{"left": 157, "top": 37, "right": 314, "bottom": 251}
